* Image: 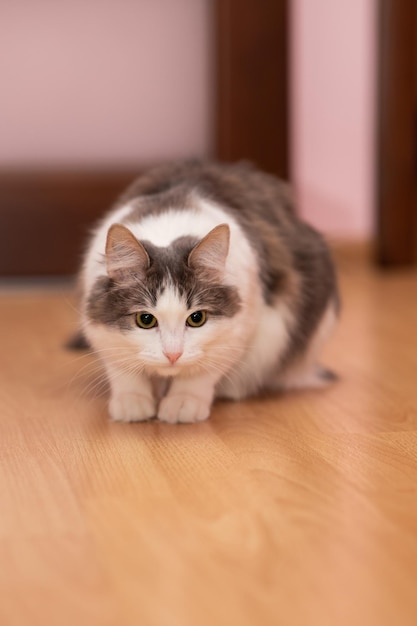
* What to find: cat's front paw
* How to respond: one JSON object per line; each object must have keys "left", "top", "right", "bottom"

{"left": 157, "top": 394, "right": 211, "bottom": 424}
{"left": 109, "top": 392, "right": 156, "bottom": 422}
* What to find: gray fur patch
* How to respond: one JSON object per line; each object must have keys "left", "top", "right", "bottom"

{"left": 86, "top": 235, "right": 241, "bottom": 329}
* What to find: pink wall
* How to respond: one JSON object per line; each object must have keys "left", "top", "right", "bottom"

{"left": 291, "top": 0, "right": 376, "bottom": 238}
{"left": 1, "top": 1, "right": 375, "bottom": 238}
{"left": 0, "top": 0, "right": 213, "bottom": 168}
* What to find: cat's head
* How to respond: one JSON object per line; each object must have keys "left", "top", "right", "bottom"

{"left": 86, "top": 223, "right": 241, "bottom": 377}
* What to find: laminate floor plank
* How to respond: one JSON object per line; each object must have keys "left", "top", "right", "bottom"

{"left": 0, "top": 258, "right": 416, "bottom": 626}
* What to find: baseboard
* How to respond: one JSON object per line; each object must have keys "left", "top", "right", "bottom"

{"left": 1, "top": 167, "right": 376, "bottom": 277}
{"left": 0, "top": 168, "right": 141, "bottom": 276}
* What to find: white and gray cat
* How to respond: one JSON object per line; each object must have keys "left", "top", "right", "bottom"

{"left": 77, "top": 160, "right": 339, "bottom": 423}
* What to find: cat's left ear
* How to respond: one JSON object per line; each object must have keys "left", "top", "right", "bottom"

{"left": 188, "top": 223, "right": 230, "bottom": 278}
{"left": 105, "top": 224, "right": 150, "bottom": 283}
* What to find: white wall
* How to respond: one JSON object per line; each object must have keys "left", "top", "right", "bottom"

{"left": 291, "top": 0, "right": 376, "bottom": 238}
{"left": 0, "top": 0, "right": 213, "bottom": 168}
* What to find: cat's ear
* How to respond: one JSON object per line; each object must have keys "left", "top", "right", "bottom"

{"left": 105, "top": 224, "right": 150, "bottom": 282}
{"left": 188, "top": 224, "right": 230, "bottom": 278}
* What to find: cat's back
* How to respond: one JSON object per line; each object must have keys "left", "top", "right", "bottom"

{"left": 84, "top": 160, "right": 336, "bottom": 303}
{"left": 83, "top": 161, "right": 272, "bottom": 293}
{"left": 117, "top": 159, "right": 295, "bottom": 227}
{"left": 114, "top": 160, "right": 300, "bottom": 272}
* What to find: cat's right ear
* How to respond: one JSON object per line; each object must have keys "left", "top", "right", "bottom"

{"left": 188, "top": 223, "right": 230, "bottom": 279}
{"left": 105, "top": 224, "right": 150, "bottom": 283}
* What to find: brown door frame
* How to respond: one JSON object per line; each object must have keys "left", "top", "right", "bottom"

{"left": 215, "top": 0, "right": 290, "bottom": 180}
{"left": 376, "top": 0, "right": 417, "bottom": 266}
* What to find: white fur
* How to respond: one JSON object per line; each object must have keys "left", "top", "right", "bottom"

{"left": 82, "top": 203, "right": 136, "bottom": 293}
{"left": 82, "top": 199, "right": 256, "bottom": 295}
{"left": 275, "top": 300, "right": 338, "bottom": 391}
{"left": 216, "top": 299, "right": 295, "bottom": 400}
{"left": 80, "top": 195, "right": 331, "bottom": 423}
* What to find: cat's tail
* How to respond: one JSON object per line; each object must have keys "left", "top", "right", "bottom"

{"left": 66, "top": 331, "right": 90, "bottom": 350}
{"left": 276, "top": 363, "right": 339, "bottom": 392}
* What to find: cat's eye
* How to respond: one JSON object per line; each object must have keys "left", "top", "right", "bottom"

{"left": 186, "top": 310, "right": 207, "bottom": 328}
{"left": 135, "top": 312, "right": 158, "bottom": 329}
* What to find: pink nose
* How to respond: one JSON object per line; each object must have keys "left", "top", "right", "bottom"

{"left": 164, "top": 351, "right": 182, "bottom": 364}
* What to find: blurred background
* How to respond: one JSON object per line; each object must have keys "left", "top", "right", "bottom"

{"left": 0, "top": 0, "right": 415, "bottom": 275}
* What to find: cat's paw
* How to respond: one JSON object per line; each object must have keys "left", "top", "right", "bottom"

{"left": 157, "top": 394, "right": 211, "bottom": 424}
{"left": 109, "top": 393, "right": 156, "bottom": 422}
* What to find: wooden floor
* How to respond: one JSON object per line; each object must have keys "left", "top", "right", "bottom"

{"left": 1, "top": 250, "right": 417, "bottom": 626}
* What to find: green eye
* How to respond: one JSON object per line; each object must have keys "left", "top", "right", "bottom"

{"left": 135, "top": 312, "right": 158, "bottom": 329}
{"left": 186, "top": 310, "right": 207, "bottom": 328}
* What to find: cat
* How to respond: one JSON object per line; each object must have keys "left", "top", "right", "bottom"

{"left": 77, "top": 160, "right": 339, "bottom": 424}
